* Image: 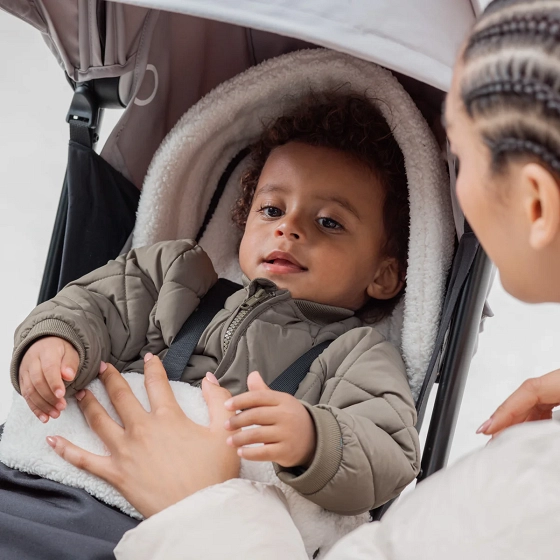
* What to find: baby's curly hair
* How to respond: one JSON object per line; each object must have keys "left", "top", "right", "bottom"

{"left": 232, "top": 90, "right": 409, "bottom": 322}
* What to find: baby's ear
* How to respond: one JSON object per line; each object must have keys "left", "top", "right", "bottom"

{"left": 366, "top": 257, "right": 404, "bottom": 301}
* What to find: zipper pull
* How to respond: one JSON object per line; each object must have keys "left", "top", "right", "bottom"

{"left": 240, "top": 287, "right": 271, "bottom": 309}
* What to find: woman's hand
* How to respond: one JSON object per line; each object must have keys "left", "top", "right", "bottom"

{"left": 477, "top": 369, "right": 560, "bottom": 436}
{"left": 224, "top": 371, "right": 316, "bottom": 468}
{"left": 46, "top": 355, "right": 240, "bottom": 518}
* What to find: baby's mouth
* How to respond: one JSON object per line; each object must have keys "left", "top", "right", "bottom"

{"left": 262, "top": 252, "right": 307, "bottom": 273}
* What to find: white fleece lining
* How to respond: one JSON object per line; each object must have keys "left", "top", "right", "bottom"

{"left": 132, "top": 48, "right": 455, "bottom": 398}
{"left": 0, "top": 374, "right": 367, "bottom": 558}
{"left": 0, "top": 49, "right": 454, "bottom": 559}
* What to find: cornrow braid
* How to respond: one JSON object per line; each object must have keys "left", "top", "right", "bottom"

{"left": 461, "top": 0, "right": 560, "bottom": 176}
{"left": 467, "top": 13, "right": 560, "bottom": 56}
{"left": 464, "top": 78, "right": 560, "bottom": 117}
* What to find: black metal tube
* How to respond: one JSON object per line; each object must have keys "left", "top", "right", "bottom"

{"left": 417, "top": 248, "right": 493, "bottom": 481}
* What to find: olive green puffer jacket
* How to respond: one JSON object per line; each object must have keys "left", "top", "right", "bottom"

{"left": 11, "top": 240, "right": 420, "bottom": 515}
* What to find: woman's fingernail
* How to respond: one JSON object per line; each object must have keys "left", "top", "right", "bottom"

{"left": 55, "top": 389, "right": 65, "bottom": 399}
{"left": 476, "top": 418, "right": 493, "bottom": 434}
{"left": 224, "top": 398, "right": 233, "bottom": 410}
{"left": 46, "top": 436, "right": 56, "bottom": 448}
{"left": 144, "top": 352, "right": 154, "bottom": 363}
{"left": 206, "top": 372, "right": 220, "bottom": 386}
{"left": 39, "top": 414, "right": 48, "bottom": 423}
{"left": 99, "top": 361, "right": 108, "bottom": 374}
{"left": 76, "top": 390, "right": 86, "bottom": 402}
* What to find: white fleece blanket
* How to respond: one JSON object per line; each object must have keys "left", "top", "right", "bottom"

{"left": 132, "top": 48, "right": 455, "bottom": 399}
{"left": 0, "top": 373, "right": 367, "bottom": 559}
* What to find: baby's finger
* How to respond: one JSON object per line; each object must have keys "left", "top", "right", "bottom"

{"left": 225, "top": 406, "right": 278, "bottom": 431}
{"left": 35, "top": 356, "right": 64, "bottom": 405}
{"left": 21, "top": 376, "right": 59, "bottom": 420}
{"left": 237, "top": 443, "right": 282, "bottom": 463}
{"left": 46, "top": 435, "right": 116, "bottom": 483}
{"left": 60, "top": 344, "right": 79, "bottom": 383}
{"left": 21, "top": 384, "right": 50, "bottom": 423}
{"left": 227, "top": 426, "right": 279, "bottom": 448}
{"left": 225, "top": 390, "right": 280, "bottom": 412}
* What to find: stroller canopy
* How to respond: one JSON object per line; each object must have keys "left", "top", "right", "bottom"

{"left": 4, "top": 0, "right": 480, "bottom": 91}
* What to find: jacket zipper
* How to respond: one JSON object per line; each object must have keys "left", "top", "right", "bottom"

{"left": 222, "top": 287, "right": 272, "bottom": 353}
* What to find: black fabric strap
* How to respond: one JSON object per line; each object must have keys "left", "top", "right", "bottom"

{"left": 415, "top": 230, "right": 480, "bottom": 424}
{"left": 269, "top": 340, "right": 333, "bottom": 395}
{"left": 163, "top": 279, "right": 241, "bottom": 381}
{"left": 69, "top": 118, "right": 92, "bottom": 148}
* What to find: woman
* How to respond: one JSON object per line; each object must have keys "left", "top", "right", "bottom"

{"left": 47, "top": 0, "right": 560, "bottom": 557}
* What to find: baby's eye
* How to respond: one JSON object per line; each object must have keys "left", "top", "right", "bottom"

{"left": 258, "top": 205, "right": 284, "bottom": 218}
{"left": 317, "top": 217, "right": 342, "bottom": 230}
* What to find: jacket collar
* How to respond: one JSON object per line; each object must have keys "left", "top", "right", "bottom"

{"left": 242, "top": 276, "right": 355, "bottom": 325}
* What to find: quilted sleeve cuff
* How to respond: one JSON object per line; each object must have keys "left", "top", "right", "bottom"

{"left": 274, "top": 402, "right": 342, "bottom": 496}
{"left": 10, "top": 319, "right": 86, "bottom": 394}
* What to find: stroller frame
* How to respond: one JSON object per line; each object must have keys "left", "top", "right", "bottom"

{"left": 2, "top": 0, "right": 493, "bottom": 523}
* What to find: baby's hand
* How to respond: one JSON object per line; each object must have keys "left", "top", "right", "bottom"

{"left": 19, "top": 336, "right": 79, "bottom": 423}
{"left": 224, "top": 371, "right": 316, "bottom": 468}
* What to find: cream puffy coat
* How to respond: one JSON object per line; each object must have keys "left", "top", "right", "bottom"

{"left": 114, "top": 420, "right": 560, "bottom": 560}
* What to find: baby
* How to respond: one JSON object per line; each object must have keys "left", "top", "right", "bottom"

{"left": 10, "top": 91, "right": 420, "bottom": 515}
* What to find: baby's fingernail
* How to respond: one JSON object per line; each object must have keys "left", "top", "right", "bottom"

{"left": 206, "top": 372, "right": 220, "bottom": 386}
{"left": 224, "top": 399, "right": 233, "bottom": 410}
{"left": 99, "top": 361, "right": 108, "bottom": 374}
{"left": 237, "top": 448, "right": 243, "bottom": 457}
{"left": 63, "top": 367, "right": 75, "bottom": 379}
{"left": 55, "top": 400, "right": 66, "bottom": 411}
{"left": 226, "top": 436, "right": 233, "bottom": 446}
{"left": 144, "top": 352, "right": 154, "bottom": 363}
{"left": 39, "top": 414, "right": 48, "bottom": 423}
{"left": 46, "top": 436, "right": 56, "bottom": 448}
{"left": 76, "top": 390, "right": 86, "bottom": 402}
{"left": 55, "top": 389, "right": 65, "bottom": 399}
{"left": 476, "top": 418, "right": 493, "bottom": 434}
{"left": 224, "top": 419, "right": 231, "bottom": 430}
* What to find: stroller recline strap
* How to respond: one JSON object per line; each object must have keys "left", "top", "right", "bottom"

{"left": 163, "top": 278, "right": 241, "bottom": 381}
{"left": 163, "top": 279, "right": 333, "bottom": 395}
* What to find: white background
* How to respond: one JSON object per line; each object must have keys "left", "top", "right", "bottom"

{"left": 1, "top": 5, "right": 559, "bottom": 468}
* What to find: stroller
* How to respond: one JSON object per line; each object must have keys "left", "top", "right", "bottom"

{"left": 0, "top": 1, "right": 493, "bottom": 558}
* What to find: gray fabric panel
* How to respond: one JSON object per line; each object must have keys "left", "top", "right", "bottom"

{"left": 0, "top": 0, "right": 47, "bottom": 32}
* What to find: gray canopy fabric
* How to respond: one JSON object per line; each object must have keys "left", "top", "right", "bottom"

{"left": 0, "top": 0, "right": 480, "bottom": 186}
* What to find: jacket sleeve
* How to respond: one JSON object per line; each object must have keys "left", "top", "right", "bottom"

{"left": 276, "top": 327, "right": 420, "bottom": 515}
{"left": 113, "top": 480, "right": 308, "bottom": 560}
{"left": 10, "top": 240, "right": 217, "bottom": 395}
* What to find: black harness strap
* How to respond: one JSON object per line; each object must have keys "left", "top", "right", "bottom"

{"left": 269, "top": 340, "right": 333, "bottom": 395}
{"left": 163, "top": 279, "right": 241, "bottom": 381}
{"left": 163, "top": 279, "right": 333, "bottom": 395}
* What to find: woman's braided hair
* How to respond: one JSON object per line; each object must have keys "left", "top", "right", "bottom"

{"left": 461, "top": 0, "right": 560, "bottom": 175}
{"left": 232, "top": 90, "right": 409, "bottom": 323}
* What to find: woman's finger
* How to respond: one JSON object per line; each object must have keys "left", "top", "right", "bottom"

{"left": 201, "top": 376, "right": 235, "bottom": 427}
{"left": 228, "top": 426, "right": 279, "bottom": 448}
{"left": 225, "top": 390, "right": 280, "bottom": 412}
{"left": 98, "top": 362, "right": 145, "bottom": 424}
{"left": 77, "top": 390, "right": 124, "bottom": 447}
{"left": 483, "top": 373, "right": 560, "bottom": 434}
{"left": 225, "top": 406, "right": 278, "bottom": 431}
{"left": 142, "top": 354, "right": 179, "bottom": 411}
{"left": 46, "top": 435, "right": 117, "bottom": 484}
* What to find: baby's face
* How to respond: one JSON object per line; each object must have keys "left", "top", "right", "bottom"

{"left": 239, "top": 142, "right": 402, "bottom": 310}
